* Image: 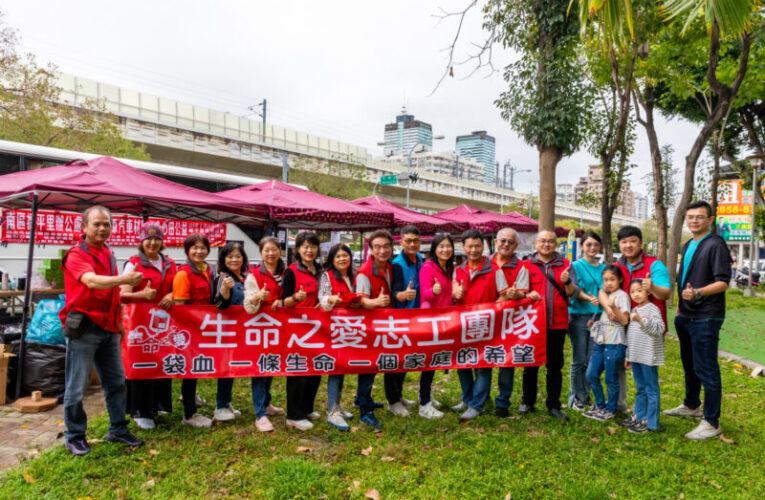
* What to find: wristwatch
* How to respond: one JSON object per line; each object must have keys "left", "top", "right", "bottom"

{"left": 693, "top": 288, "right": 702, "bottom": 300}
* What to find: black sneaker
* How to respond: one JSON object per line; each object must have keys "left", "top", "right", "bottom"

{"left": 628, "top": 421, "right": 649, "bottom": 434}
{"left": 495, "top": 407, "right": 510, "bottom": 418}
{"left": 619, "top": 414, "right": 637, "bottom": 427}
{"left": 64, "top": 437, "right": 91, "bottom": 456}
{"left": 105, "top": 431, "right": 144, "bottom": 447}
{"left": 518, "top": 403, "right": 535, "bottom": 415}
{"left": 548, "top": 408, "right": 569, "bottom": 421}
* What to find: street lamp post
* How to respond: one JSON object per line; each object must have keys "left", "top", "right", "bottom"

{"left": 500, "top": 161, "right": 531, "bottom": 214}
{"left": 405, "top": 135, "right": 444, "bottom": 209}
{"left": 744, "top": 154, "right": 763, "bottom": 297}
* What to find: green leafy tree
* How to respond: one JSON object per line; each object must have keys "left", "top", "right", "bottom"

{"left": 488, "top": 0, "right": 592, "bottom": 231}
{"left": 0, "top": 14, "right": 149, "bottom": 160}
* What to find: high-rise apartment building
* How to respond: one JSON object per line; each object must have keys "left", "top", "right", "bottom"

{"left": 383, "top": 108, "right": 433, "bottom": 156}
{"left": 556, "top": 183, "right": 575, "bottom": 203}
{"left": 574, "top": 164, "right": 635, "bottom": 218}
{"left": 634, "top": 194, "right": 650, "bottom": 220}
{"left": 456, "top": 131, "right": 496, "bottom": 185}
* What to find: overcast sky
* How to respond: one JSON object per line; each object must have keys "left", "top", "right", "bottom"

{"left": 4, "top": 0, "right": 703, "bottom": 200}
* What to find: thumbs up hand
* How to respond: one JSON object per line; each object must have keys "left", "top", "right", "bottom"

{"left": 222, "top": 275, "right": 235, "bottom": 291}
{"left": 124, "top": 271, "right": 144, "bottom": 287}
{"left": 561, "top": 265, "right": 571, "bottom": 284}
{"left": 681, "top": 282, "right": 696, "bottom": 301}
{"left": 452, "top": 280, "right": 465, "bottom": 300}
{"left": 256, "top": 287, "right": 270, "bottom": 301}
{"left": 402, "top": 279, "right": 417, "bottom": 301}
{"left": 631, "top": 310, "right": 642, "bottom": 323}
{"left": 432, "top": 277, "right": 442, "bottom": 296}
{"left": 377, "top": 287, "right": 390, "bottom": 307}
{"left": 142, "top": 283, "right": 157, "bottom": 301}
{"left": 642, "top": 272, "right": 652, "bottom": 292}
{"left": 294, "top": 285, "right": 307, "bottom": 302}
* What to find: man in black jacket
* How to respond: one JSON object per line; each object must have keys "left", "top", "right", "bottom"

{"left": 665, "top": 200, "right": 732, "bottom": 440}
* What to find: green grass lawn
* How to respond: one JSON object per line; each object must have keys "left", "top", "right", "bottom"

{"left": 717, "top": 289, "right": 765, "bottom": 365}
{"left": 2, "top": 325, "right": 764, "bottom": 499}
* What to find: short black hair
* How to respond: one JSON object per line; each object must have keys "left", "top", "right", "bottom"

{"left": 602, "top": 264, "right": 624, "bottom": 283}
{"left": 368, "top": 229, "right": 394, "bottom": 248}
{"left": 295, "top": 231, "right": 321, "bottom": 255}
{"left": 400, "top": 225, "right": 420, "bottom": 237}
{"left": 461, "top": 228, "right": 483, "bottom": 243}
{"left": 686, "top": 200, "right": 713, "bottom": 217}
{"left": 183, "top": 233, "right": 211, "bottom": 255}
{"left": 617, "top": 225, "right": 642, "bottom": 242}
{"left": 582, "top": 231, "right": 602, "bottom": 246}
{"left": 218, "top": 241, "right": 249, "bottom": 275}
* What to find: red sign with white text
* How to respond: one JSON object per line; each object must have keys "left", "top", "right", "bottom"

{"left": 0, "top": 208, "right": 226, "bottom": 246}
{"left": 121, "top": 300, "right": 547, "bottom": 379}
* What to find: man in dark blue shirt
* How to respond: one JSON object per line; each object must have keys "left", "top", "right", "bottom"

{"left": 665, "top": 200, "right": 732, "bottom": 441}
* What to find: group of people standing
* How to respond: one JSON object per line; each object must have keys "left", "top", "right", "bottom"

{"left": 57, "top": 199, "right": 731, "bottom": 456}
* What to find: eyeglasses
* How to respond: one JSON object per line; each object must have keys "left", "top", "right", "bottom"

{"left": 372, "top": 244, "right": 391, "bottom": 251}
{"left": 686, "top": 215, "right": 710, "bottom": 221}
{"left": 496, "top": 239, "right": 517, "bottom": 245}
{"left": 402, "top": 238, "right": 420, "bottom": 244}
{"left": 538, "top": 239, "right": 557, "bottom": 245}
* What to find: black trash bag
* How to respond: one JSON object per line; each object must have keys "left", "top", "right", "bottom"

{"left": 6, "top": 340, "right": 67, "bottom": 402}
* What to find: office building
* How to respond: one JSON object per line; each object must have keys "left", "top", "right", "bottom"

{"left": 456, "top": 131, "right": 496, "bottom": 185}
{"left": 383, "top": 108, "right": 433, "bottom": 156}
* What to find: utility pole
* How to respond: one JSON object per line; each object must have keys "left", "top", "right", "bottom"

{"left": 248, "top": 99, "right": 267, "bottom": 142}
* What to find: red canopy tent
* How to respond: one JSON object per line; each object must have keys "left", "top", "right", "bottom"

{"left": 0, "top": 156, "right": 269, "bottom": 399}
{"left": 219, "top": 181, "right": 394, "bottom": 230}
{"left": 433, "top": 204, "right": 538, "bottom": 234}
{"left": 350, "top": 196, "right": 466, "bottom": 234}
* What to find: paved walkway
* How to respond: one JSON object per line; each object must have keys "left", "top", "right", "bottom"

{"left": 0, "top": 387, "right": 105, "bottom": 471}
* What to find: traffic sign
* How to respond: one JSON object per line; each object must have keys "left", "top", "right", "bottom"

{"left": 380, "top": 174, "right": 398, "bottom": 186}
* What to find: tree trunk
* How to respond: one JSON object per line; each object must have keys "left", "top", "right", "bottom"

{"left": 667, "top": 23, "right": 751, "bottom": 295}
{"left": 710, "top": 130, "right": 721, "bottom": 231}
{"left": 600, "top": 155, "right": 614, "bottom": 262}
{"left": 634, "top": 85, "right": 668, "bottom": 265}
{"left": 741, "top": 105, "right": 765, "bottom": 209}
{"left": 538, "top": 145, "right": 561, "bottom": 231}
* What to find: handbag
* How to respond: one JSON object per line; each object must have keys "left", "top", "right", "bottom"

{"left": 63, "top": 311, "right": 90, "bottom": 340}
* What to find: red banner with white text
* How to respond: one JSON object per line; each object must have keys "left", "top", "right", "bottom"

{"left": 121, "top": 300, "right": 547, "bottom": 379}
{"left": 0, "top": 208, "right": 226, "bottom": 246}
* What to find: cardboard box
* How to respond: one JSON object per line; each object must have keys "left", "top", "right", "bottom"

{"left": 0, "top": 344, "right": 17, "bottom": 405}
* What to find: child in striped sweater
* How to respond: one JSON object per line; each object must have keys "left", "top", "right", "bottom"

{"left": 624, "top": 279, "right": 666, "bottom": 434}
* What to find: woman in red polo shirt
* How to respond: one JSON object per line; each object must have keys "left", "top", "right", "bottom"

{"left": 282, "top": 231, "right": 322, "bottom": 431}
{"left": 172, "top": 233, "right": 215, "bottom": 428}
{"left": 120, "top": 223, "right": 176, "bottom": 430}
{"left": 243, "top": 236, "right": 286, "bottom": 432}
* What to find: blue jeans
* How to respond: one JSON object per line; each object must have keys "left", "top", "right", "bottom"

{"left": 216, "top": 378, "right": 234, "bottom": 409}
{"left": 419, "top": 370, "right": 436, "bottom": 405}
{"left": 355, "top": 373, "right": 376, "bottom": 417}
{"left": 568, "top": 313, "right": 594, "bottom": 405}
{"left": 250, "top": 376, "right": 273, "bottom": 418}
{"left": 675, "top": 315, "right": 724, "bottom": 427}
{"left": 631, "top": 363, "right": 660, "bottom": 430}
{"left": 64, "top": 325, "right": 127, "bottom": 441}
{"left": 494, "top": 368, "right": 515, "bottom": 409}
{"left": 586, "top": 343, "right": 626, "bottom": 413}
{"left": 457, "top": 368, "right": 492, "bottom": 411}
{"left": 327, "top": 374, "right": 344, "bottom": 412}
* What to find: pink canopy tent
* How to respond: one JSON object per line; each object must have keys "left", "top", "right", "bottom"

{"left": 434, "top": 204, "right": 538, "bottom": 234}
{"left": 219, "top": 181, "right": 394, "bottom": 230}
{"left": 0, "top": 156, "right": 269, "bottom": 399}
{"left": 0, "top": 157, "right": 268, "bottom": 223}
{"left": 350, "top": 196, "right": 466, "bottom": 234}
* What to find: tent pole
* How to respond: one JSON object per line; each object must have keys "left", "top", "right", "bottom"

{"left": 15, "top": 192, "right": 39, "bottom": 399}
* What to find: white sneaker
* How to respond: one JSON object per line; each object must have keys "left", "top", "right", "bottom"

{"left": 664, "top": 404, "right": 703, "bottom": 418}
{"left": 685, "top": 420, "right": 721, "bottom": 440}
{"left": 307, "top": 411, "right": 321, "bottom": 421}
{"left": 337, "top": 406, "right": 354, "bottom": 419}
{"left": 419, "top": 402, "right": 444, "bottom": 419}
{"left": 451, "top": 401, "right": 468, "bottom": 412}
{"left": 134, "top": 417, "right": 155, "bottom": 430}
{"left": 430, "top": 398, "right": 442, "bottom": 410}
{"left": 195, "top": 394, "right": 207, "bottom": 406}
{"left": 460, "top": 407, "right": 481, "bottom": 421}
{"left": 183, "top": 413, "right": 213, "bottom": 428}
{"left": 326, "top": 410, "right": 350, "bottom": 431}
{"left": 400, "top": 397, "right": 416, "bottom": 409}
{"left": 388, "top": 401, "right": 409, "bottom": 417}
{"left": 213, "top": 407, "right": 236, "bottom": 422}
{"left": 286, "top": 418, "right": 314, "bottom": 431}
{"left": 157, "top": 410, "right": 169, "bottom": 416}
{"left": 255, "top": 416, "right": 275, "bottom": 433}
{"left": 266, "top": 404, "right": 285, "bottom": 416}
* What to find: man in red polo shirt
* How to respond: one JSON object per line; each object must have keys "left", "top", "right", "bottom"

{"left": 452, "top": 229, "right": 511, "bottom": 421}
{"left": 60, "top": 206, "right": 144, "bottom": 456}
{"left": 520, "top": 230, "right": 572, "bottom": 421}
{"left": 490, "top": 227, "right": 531, "bottom": 418}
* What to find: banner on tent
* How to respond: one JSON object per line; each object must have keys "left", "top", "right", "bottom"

{"left": 0, "top": 208, "right": 226, "bottom": 247}
{"left": 121, "top": 300, "right": 547, "bottom": 379}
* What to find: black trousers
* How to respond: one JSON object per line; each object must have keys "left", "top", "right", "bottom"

{"left": 384, "top": 372, "right": 407, "bottom": 404}
{"left": 286, "top": 375, "right": 321, "bottom": 420}
{"left": 181, "top": 379, "right": 198, "bottom": 419}
{"left": 522, "top": 329, "right": 566, "bottom": 410}
{"left": 126, "top": 378, "right": 172, "bottom": 418}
